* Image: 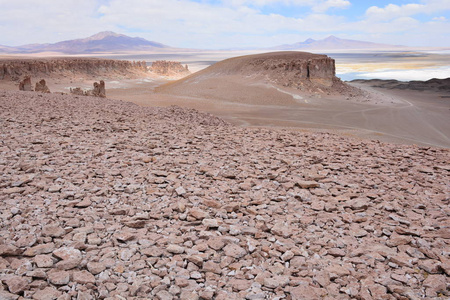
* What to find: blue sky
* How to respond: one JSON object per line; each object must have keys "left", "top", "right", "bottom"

{"left": 0, "top": 0, "right": 449, "bottom": 48}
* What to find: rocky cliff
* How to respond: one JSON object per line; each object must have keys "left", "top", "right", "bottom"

{"left": 226, "top": 51, "right": 337, "bottom": 88}
{"left": 0, "top": 58, "right": 148, "bottom": 81}
{"left": 150, "top": 60, "right": 190, "bottom": 77}
{"left": 157, "top": 51, "right": 360, "bottom": 101}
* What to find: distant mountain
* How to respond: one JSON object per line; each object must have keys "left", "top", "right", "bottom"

{"left": 273, "top": 35, "right": 403, "bottom": 50}
{"left": 0, "top": 44, "right": 15, "bottom": 53}
{"left": 2, "top": 31, "right": 171, "bottom": 54}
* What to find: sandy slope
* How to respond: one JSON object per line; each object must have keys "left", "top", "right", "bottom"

{"left": 146, "top": 53, "right": 450, "bottom": 148}
{"left": 109, "top": 82, "right": 450, "bottom": 148}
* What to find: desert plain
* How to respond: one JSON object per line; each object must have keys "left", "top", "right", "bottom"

{"left": 0, "top": 49, "right": 449, "bottom": 300}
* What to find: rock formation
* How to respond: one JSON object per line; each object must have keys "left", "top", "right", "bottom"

{"left": 91, "top": 80, "right": 106, "bottom": 98}
{"left": 157, "top": 51, "right": 362, "bottom": 101}
{"left": 18, "top": 76, "right": 32, "bottom": 91}
{"left": 69, "top": 87, "right": 85, "bottom": 96}
{"left": 34, "top": 79, "right": 50, "bottom": 93}
{"left": 70, "top": 80, "right": 106, "bottom": 98}
{"left": 150, "top": 60, "right": 190, "bottom": 77}
{"left": 0, "top": 58, "right": 148, "bottom": 81}
{"left": 218, "top": 51, "right": 338, "bottom": 88}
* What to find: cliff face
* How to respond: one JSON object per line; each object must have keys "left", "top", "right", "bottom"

{"left": 150, "top": 61, "right": 190, "bottom": 77}
{"left": 157, "top": 51, "right": 361, "bottom": 103}
{"left": 0, "top": 58, "right": 148, "bottom": 81}
{"left": 240, "top": 54, "right": 337, "bottom": 88}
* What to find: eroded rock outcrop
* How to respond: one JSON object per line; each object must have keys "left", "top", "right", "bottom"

{"left": 231, "top": 52, "right": 337, "bottom": 88}
{"left": 157, "top": 51, "right": 362, "bottom": 100}
{"left": 70, "top": 80, "right": 106, "bottom": 98}
{"left": 0, "top": 58, "right": 147, "bottom": 81}
{"left": 90, "top": 80, "right": 106, "bottom": 98}
{"left": 150, "top": 60, "right": 190, "bottom": 77}
{"left": 18, "top": 76, "right": 32, "bottom": 91}
{"left": 34, "top": 79, "right": 50, "bottom": 93}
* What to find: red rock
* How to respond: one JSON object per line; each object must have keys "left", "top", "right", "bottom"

{"left": 0, "top": 290, "right": 19, "bottom": 300}
{"left": 41, "top": 224, "right": 65, "bottom": 237}
{"left": 87, "top": 261, "right": 106, "bottom": 274}
{"left": 423, "top": 274, "right": 447, "bottom": 297}
{"left": 290, "top": 285, "right": 325, "bottom": 300}
{"left": 418, "top": 259, "right": 442, "bottom": 274}
{"left": 167, "top": 244, "right": 185, "bottom": 254}
{"left": 189, "top": 208, "right": 209, "bottom": 220}
{"left": 34, "top": 254, "right": 54, "bottom": 268}
{"left": 296, "top": 180, "right": 320, "bottom": 189}
{"left": 48, "top": 270, "right": 70, "bottom": 285}
{"left": 229, "top": 279, "right": 252, "bottom": 291}
{"left": 223, "top": 244, "right": 247, "bottom": 259}
{"left": 5, "top": 276, "right": 29, "bottom": 294}
{"left": 23, "top": 243, "right": 55, "bottom": 256}
{"left": 203, "top": 261, "right": 222, "bottom": 274}
{"left": 327, "top": 248, "right": 346, "bottom": 257}
{"left": 263, "top": 276, "right": 290, "bottom": 289}
{"left": 53, "top": 247, "right": 81, "bottom": 261}
{"left": 0, "top": 245, "right": 22, "bottom": 256}
{"left": 73, "top": 270, "right": 96, "bottom": 284}
{"left": 208, "top": 237, "right": 225, "bottom": 250}
{"left": 326, "top": 264, "right": 351, "bottom": 279}
{"left": 32, "top": 286, "right": 61, "bottom": 300}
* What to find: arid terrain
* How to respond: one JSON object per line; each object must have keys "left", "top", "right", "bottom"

{"left": 1, "top": 89, "right": 449, "bottom": 299}
{"left": 0, "top": 52, "right": 449, "bottom": 299}
{"left": 114, "top": 52, "right": 450, "bottom": 148}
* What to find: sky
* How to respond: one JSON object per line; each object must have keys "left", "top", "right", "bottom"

{"left": 0, "top": 0, "right": 449, "bottom": 49}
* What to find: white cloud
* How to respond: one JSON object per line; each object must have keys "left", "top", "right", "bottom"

{"left": 223, "top": 0, "right": 316, "bottom": 7}
{"left": 366, "top": 0, "right": 450, "bottom": 21}
{"left": 0, "top": 0, "right": 449, "bottom": 48}
{"left": 433, "top": 16, "right": 447, "bottom": 21}
{"left": 95, "top": 0, "right": 351, "bottom": 48}
{"left": 366, "top": 3, "right": 425, "bottom": 20}
{"left": 312, "top": 0, "right": 351, "bottom": 12}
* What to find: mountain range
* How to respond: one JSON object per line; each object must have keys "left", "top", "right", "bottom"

{"left": 0, "top": 31, "right": 170, "bottom": 54}
{"left": 0, "top": 31, "right": 403, "bottom": 54}
{"left": 271, "top": 35, "right": 403, "bottom": 50}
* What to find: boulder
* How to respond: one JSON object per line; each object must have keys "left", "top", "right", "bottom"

{"left": 34, "top": 79, "right": 50, "bottom": 93}
{"left": 18, "top": 76, "right": 32, "bottom": 91}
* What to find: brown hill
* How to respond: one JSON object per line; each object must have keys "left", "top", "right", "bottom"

{"left": 156, "top": 51, "right": 360, "bottom": 106}
{"left": 352, "top": 78, "right": 450, "bottom": 93}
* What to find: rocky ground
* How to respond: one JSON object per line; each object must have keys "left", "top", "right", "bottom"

{"left": 0, "top": 90, "right": 449, "bottom": 299}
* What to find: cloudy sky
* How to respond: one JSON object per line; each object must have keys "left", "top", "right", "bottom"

{"left": 0, "top": 0, "right": 449, "bottom": 48}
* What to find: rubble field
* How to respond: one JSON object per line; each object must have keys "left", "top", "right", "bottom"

{"left": 0, "top": 90, "right": 449, "bottom": 299}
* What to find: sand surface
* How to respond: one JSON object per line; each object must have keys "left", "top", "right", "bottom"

{"left": 104, "top": 76, "right": 450, "bottom": 149}
{"left": 2, "top": 75, "right": 449, "bottom": 148}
